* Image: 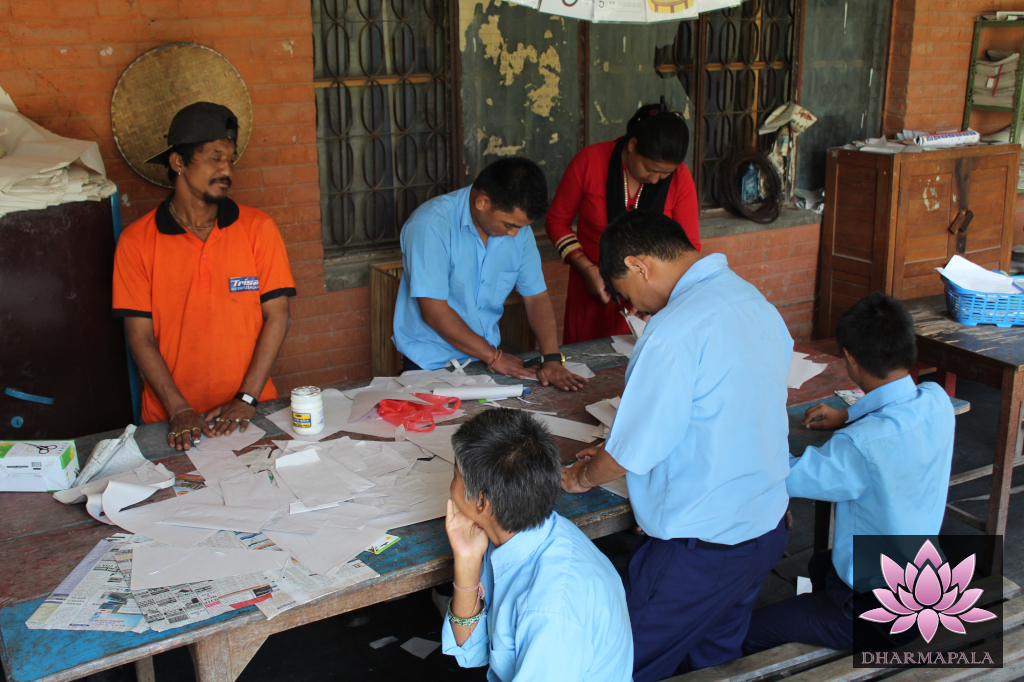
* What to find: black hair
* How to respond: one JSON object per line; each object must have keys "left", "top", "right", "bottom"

{"left": 451, "top": 408, "right": 561, "bottom": 533}
{"left": 626, "top": 101, "right": 689, "bottom": 165}
{"left": 598, "top": 210, "right": 696, "bottom": 289}
{"left": 835, "top": 292, "right": 918, "bottom": 379}
{"left": 165, "top": 141, "right": 206, "bottom": 185}
{"left": 471, "top": 157, "right": 549, "bottom": 221}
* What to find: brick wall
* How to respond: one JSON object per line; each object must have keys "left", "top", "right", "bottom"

{"left": 0, "top": 0, "right": 373, "bottom": 393}
{"left": 885, "top": 0, "right": 1024, "bottom": 136}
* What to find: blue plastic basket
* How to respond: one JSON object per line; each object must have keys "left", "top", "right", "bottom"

{"left": 940, "top": 272, "right": 1024, "bottom": 328}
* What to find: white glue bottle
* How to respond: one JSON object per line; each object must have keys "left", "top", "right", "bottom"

{"left": 291, "top": 386, "right": 325, "bottom": 436}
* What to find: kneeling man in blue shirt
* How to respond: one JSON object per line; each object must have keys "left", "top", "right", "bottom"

{"left": 743, "top": 293, "right": 955, "bottom": 653}
{"left": 562, "top": 211, "right": 793, "bottom": 681}
{"left": 442, "top": 408, "right": 633, "bottom": 682}
{"left": 393, "top": 158, "right": 584, "bottom": 390}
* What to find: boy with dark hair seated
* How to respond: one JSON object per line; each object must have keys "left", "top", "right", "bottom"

{"left": 442, "top": 408, "right": 633, "bottom": 682}
{"left": 743, "top": 292, "right": 955, "bottom": 653}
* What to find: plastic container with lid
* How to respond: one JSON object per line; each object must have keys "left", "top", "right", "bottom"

{"left": 291, "top": 386, "right": 325, "bottom": 436}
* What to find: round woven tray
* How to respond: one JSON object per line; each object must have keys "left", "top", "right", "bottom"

{"left": 111, "top": 43, "right": 252, "bottom": 188}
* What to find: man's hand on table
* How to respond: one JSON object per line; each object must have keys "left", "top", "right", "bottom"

{"left": 536, "top": 361, "right": 587, "bottom": 392}
{"left": 490, "top": 352, "right": 538, "bottom": 381}
{"left": 167, "top": 409, "right": 214, "bottom": 451}
{"left": 801, "top": 403, "right": 848, "bottom": 431}
{"left": 561, "top": 446, "right": 597, "bottom": 494}
{"left": 208, "top": 398, "right": 258, "bottom": 436}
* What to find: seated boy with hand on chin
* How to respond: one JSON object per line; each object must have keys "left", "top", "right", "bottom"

{"left": 442, "top": 408, "right": 633, "bottom": 682}
{"left": 743, "top": 292, "right": 955, "bottom": 653}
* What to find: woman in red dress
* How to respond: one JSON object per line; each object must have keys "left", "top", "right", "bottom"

{"left": 546, "top": 102, "right": 699, "bottom": 344}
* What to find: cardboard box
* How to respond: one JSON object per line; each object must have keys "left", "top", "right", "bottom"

{"left": 0, "top": 441, "right": 79, "bottom": 492}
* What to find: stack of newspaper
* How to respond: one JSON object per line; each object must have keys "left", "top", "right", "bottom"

{"left": 25, "top": 530, "right": 379, "bottom": 633}
{"left": 972, "top": 51, "right": 1019, "bottom": 108}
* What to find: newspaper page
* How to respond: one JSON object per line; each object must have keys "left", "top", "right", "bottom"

{"left": 26, "top": 536, "right": 148, "bottom": 633}
{"left": 257, "top": 558, "right": 378, "bottom": 619}
{"left": 113, "top": 532, "right": 277, "bottom": 632}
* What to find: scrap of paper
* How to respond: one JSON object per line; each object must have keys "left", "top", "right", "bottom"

{"left": 401, "top": 637, "right": 441, "bottom": 659}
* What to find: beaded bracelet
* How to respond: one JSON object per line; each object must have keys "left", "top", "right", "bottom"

{"left": 448, "top": 597, "right": 487, "bottom": 627}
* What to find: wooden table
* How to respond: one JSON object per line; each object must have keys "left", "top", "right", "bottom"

{"left": 0, "top": 342, "right": 853, "bottom": 682}
{"left": 905, "top": 295, "right": 1024, "bottom": 540}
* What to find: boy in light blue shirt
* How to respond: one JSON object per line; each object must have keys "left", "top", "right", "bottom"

{"left": 442, "top": 408, "right": 633, "bottom": 682}
{"left": 393, "top": 157, "right": 583, "bottom": 391}
{"left": 743, "top": 292, "right": 955, "bottom": 653}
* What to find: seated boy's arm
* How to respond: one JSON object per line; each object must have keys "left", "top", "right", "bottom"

{"left": 787, "top": 433, "right": 870, "bottom": 502}
{"left": 441, "top": 611, "right": 490, "bottom": 668}
{"left": 802, "top": 403, "right": 849, "bottom": 430}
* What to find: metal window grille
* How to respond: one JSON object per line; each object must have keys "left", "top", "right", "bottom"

{"left": 313, "top": 0, "right": 451, "bottom": 259}
{"left": 657, "top": 0, "right": 798, "bottom": 205}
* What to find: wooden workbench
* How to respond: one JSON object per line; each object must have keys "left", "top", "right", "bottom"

{"left": 0, "top": 340, "right": 853, "bottom": 682}
{"left": 905, "top": 295, "right": 1024, "bottom": 540}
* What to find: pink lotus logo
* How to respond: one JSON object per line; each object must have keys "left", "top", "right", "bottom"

{"left": 859, "top": 540, "right": 996, "bottom": 642}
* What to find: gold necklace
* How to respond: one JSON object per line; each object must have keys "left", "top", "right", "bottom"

{"left": 622, "top": 168, "right": 643, "bottom": 209}
{"left": 169, "top": 202, "right": 216, "bottom": 232}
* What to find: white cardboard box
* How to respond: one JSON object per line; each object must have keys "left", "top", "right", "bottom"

{"left": 0, "top": 441, "right": 79, "bottom": 492}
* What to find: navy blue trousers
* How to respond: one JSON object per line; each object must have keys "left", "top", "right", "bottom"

{"left": 626, "top": 516, "right": 788, "bottom": 682}
{"left": 744, "top": 550, "right": 916, "bottom": 654}
{"left": 401, "top": 357, "right": 422, "bottom": 373}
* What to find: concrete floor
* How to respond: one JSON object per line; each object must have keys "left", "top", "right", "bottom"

{"left": 68, "top": 376, "right": 1023, "bottom": 682}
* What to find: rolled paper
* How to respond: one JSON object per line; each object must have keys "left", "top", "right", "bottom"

{"left": 432, "top": 385, "right": 525, "bottom": 400}
{"left": 913, "top": 130, "right": 980, "bottom": 147}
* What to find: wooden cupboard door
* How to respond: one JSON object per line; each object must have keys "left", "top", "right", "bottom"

{"left": 961, "top": 148, "right": 1018, "bottom": 275}
{"left": 892, "top": 156, "right": 959, "bottom": 300}
{"left": 817, "top": 150, "right": 894, "bottom": 337}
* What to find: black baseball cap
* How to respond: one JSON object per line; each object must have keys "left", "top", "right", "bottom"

{"left": 144, "top": 102, "right": 239, "bottom": 166}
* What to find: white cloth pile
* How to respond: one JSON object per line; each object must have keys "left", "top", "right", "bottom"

{"left": 0, "top": 84, "right": 116, "bottom": 218}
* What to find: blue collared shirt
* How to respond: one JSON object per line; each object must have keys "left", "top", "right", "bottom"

{"left": 393, "top": 186, "right": 547, "bottom": 370}
{"left": 442, "top": 513, "right": 633, "bottom": 682}
{"left": 786, "top": 375, "right": 955, "bottom": 590}
{"left": 605, "top": 254, "right": 793, "bottom": 544}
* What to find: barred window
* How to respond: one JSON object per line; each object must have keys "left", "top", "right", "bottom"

{"left": 657, "top": 0, "right": 800, "bottom": 206}
{"left": 313, "top": 0, "right": 452, "bottom": 259}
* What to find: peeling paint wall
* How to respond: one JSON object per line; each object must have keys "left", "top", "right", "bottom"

{"left": 458, "top": 0, "right": 696, "bottom": 230}
{"left": 459, "top": 0, "right": 580, "bottom": 221}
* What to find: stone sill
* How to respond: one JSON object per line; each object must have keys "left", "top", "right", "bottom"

{"left": 322, "top": 207, "right": 823, "bottom": 292}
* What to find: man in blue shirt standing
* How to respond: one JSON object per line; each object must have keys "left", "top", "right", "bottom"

{"left": 561, "top": 211, "right": 792, "bottom": 681}
{"left": 743, "top": 293, "right": 955, "bottom": 653}
{"left": 561, "top": 209, "right": 790, "bottom": 675}
{"left": 393, "top": 158, "right": 584, "bottom": 390}
{"left": 442, "top": 408, "right": 633, "bottom": 682}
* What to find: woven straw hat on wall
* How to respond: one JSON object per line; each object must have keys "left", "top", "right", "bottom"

{"left": 111, "top": 43, "right": 252, "bottom": 188}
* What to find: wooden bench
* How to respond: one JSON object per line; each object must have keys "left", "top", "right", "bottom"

{"left": 666, "top": 577, "right": 1022, "bottom": 682}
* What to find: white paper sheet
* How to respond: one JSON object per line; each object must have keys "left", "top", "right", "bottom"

{"left": 274, "top": 449, "right": 374, "bottom": 507}
{"left": 600, "top": 476, "right": 629, "bottom": 498}
{"left": 318, "top": 501, "right": 384, "bottom": 529}
{"left": 610, "top": 335, "right": 636, "bottom": 358}
{"left": 585, "top": 398, "right": 620, "bottom": 428}
{"left": 264, "top": 525, "right": 389, "bottom": 576}
{"left": 192, "top": 424, "right": 266, "bottom": 452}
{"left": 129, "top": 546, "right": 290, "bottom": 590}
{"left": 374, "top": 494, "right": 449, "bottom": 532}
{"left": 797, "top": 576, "right": 813, "bottom": 595}
{"left": 370, "top": 636, "right": 398, "bottom": 649}
{"left": 220, "top": 471, "right": 297, "bottom": 509}
{"left": 348, "top": 391, "right": 429, "bottom": 423}
{"left": 937, "top": 254, "right": 1024, "bottom": 294}
{"left": 106, "top": 485, "right": 221, "bottom": 547}
{"left": 787, "top": 352, "right": 827, "bottom": 389}
{"left": 265, "top": 388, "right": 355, "bottom": 440}
{"left": 530, "top": 413, "right": 601, "bottom": 443}
{"left": 401, "top": 637, "right": 441, "bottom": 659}
{"left": 400, "top": 425, "right": 459, "bottom": 463}
{"left": 55, "top": 461, "right": 174, "bottom": 505}
{"left": 186, "top": 450, "right": 251, "bottom": 494}
{"left": 263, "top": 510, "right": 332, "bottom": 535}
{"left": 160, "top": 503, "right": 279, "bottom": 533}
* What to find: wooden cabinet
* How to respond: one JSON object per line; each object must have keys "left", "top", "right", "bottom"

{"left": 817, "top": 144, "right": 1020, "bottom": 337}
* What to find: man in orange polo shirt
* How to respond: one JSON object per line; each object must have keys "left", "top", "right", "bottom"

{"left": 113, "top": 103, "right": 296, "bottom": 451}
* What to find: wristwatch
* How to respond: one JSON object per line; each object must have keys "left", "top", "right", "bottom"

{"left": 235, "top": 392, "right": 259, "bottom": 407}
{"left": 542, "top": 352, "right": 566, "bottom": 367}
